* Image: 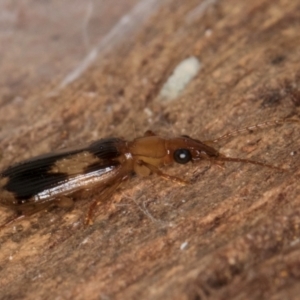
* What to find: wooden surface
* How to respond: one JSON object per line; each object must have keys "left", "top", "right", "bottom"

{"left": 1, "top": 0, "right": 300, "bottom": 299}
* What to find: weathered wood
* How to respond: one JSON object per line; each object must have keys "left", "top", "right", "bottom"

{"left": 1, "top": 0, "right": 300, "bottom": 299}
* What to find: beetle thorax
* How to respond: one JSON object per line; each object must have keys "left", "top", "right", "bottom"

{"left": 128, "top": 136, "right": 170, "bottom": 176}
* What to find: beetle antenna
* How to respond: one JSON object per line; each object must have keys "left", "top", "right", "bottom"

{"left": 211, "top": 118, "right": 300, "bottom": 144}
{"left": 215, "top": 155, "right": 286, "bottom": 172}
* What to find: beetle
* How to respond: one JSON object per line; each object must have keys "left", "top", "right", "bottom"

{"left": 0, "top": 118, "right": 298, "bottom": 229}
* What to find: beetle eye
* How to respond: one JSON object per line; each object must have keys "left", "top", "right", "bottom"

{"left": 173, "top": 149, "right": 192, "bottom": 164}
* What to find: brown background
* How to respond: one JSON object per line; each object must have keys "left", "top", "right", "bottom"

{"left": 1, "top": 0, "right": 300, "bottom": 299}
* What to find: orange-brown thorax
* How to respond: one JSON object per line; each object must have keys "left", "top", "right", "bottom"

{"left": 125, "top": 135, "right": 220, "bottom": 177}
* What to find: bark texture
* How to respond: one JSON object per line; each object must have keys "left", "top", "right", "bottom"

{"left": 1, "top": 0, "right": 300, "bottom": 299}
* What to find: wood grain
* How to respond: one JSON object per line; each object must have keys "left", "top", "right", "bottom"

{"left": 1, "top": 0, "right": 300, "bottom": 299}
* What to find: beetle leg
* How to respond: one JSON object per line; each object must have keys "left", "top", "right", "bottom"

{"left": 0, "top": 199, "right": 57, "bottom": 231}
{"left": 0, "top": 214, "right": 25, "bottom": 231}
{"left": 84, "top": 175, "right": 129, "bottom": 226}
{"left": 55, "top": 196, "right": 74, "bottom": 208}
{"left": 84, "top": 184, "right": 119, "bottom": 226}
{"left": 137, "top": 160, "right": 190, "bottom": 185}
{"left": 0, "top": 196, "right": 76, "bottom": 230}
